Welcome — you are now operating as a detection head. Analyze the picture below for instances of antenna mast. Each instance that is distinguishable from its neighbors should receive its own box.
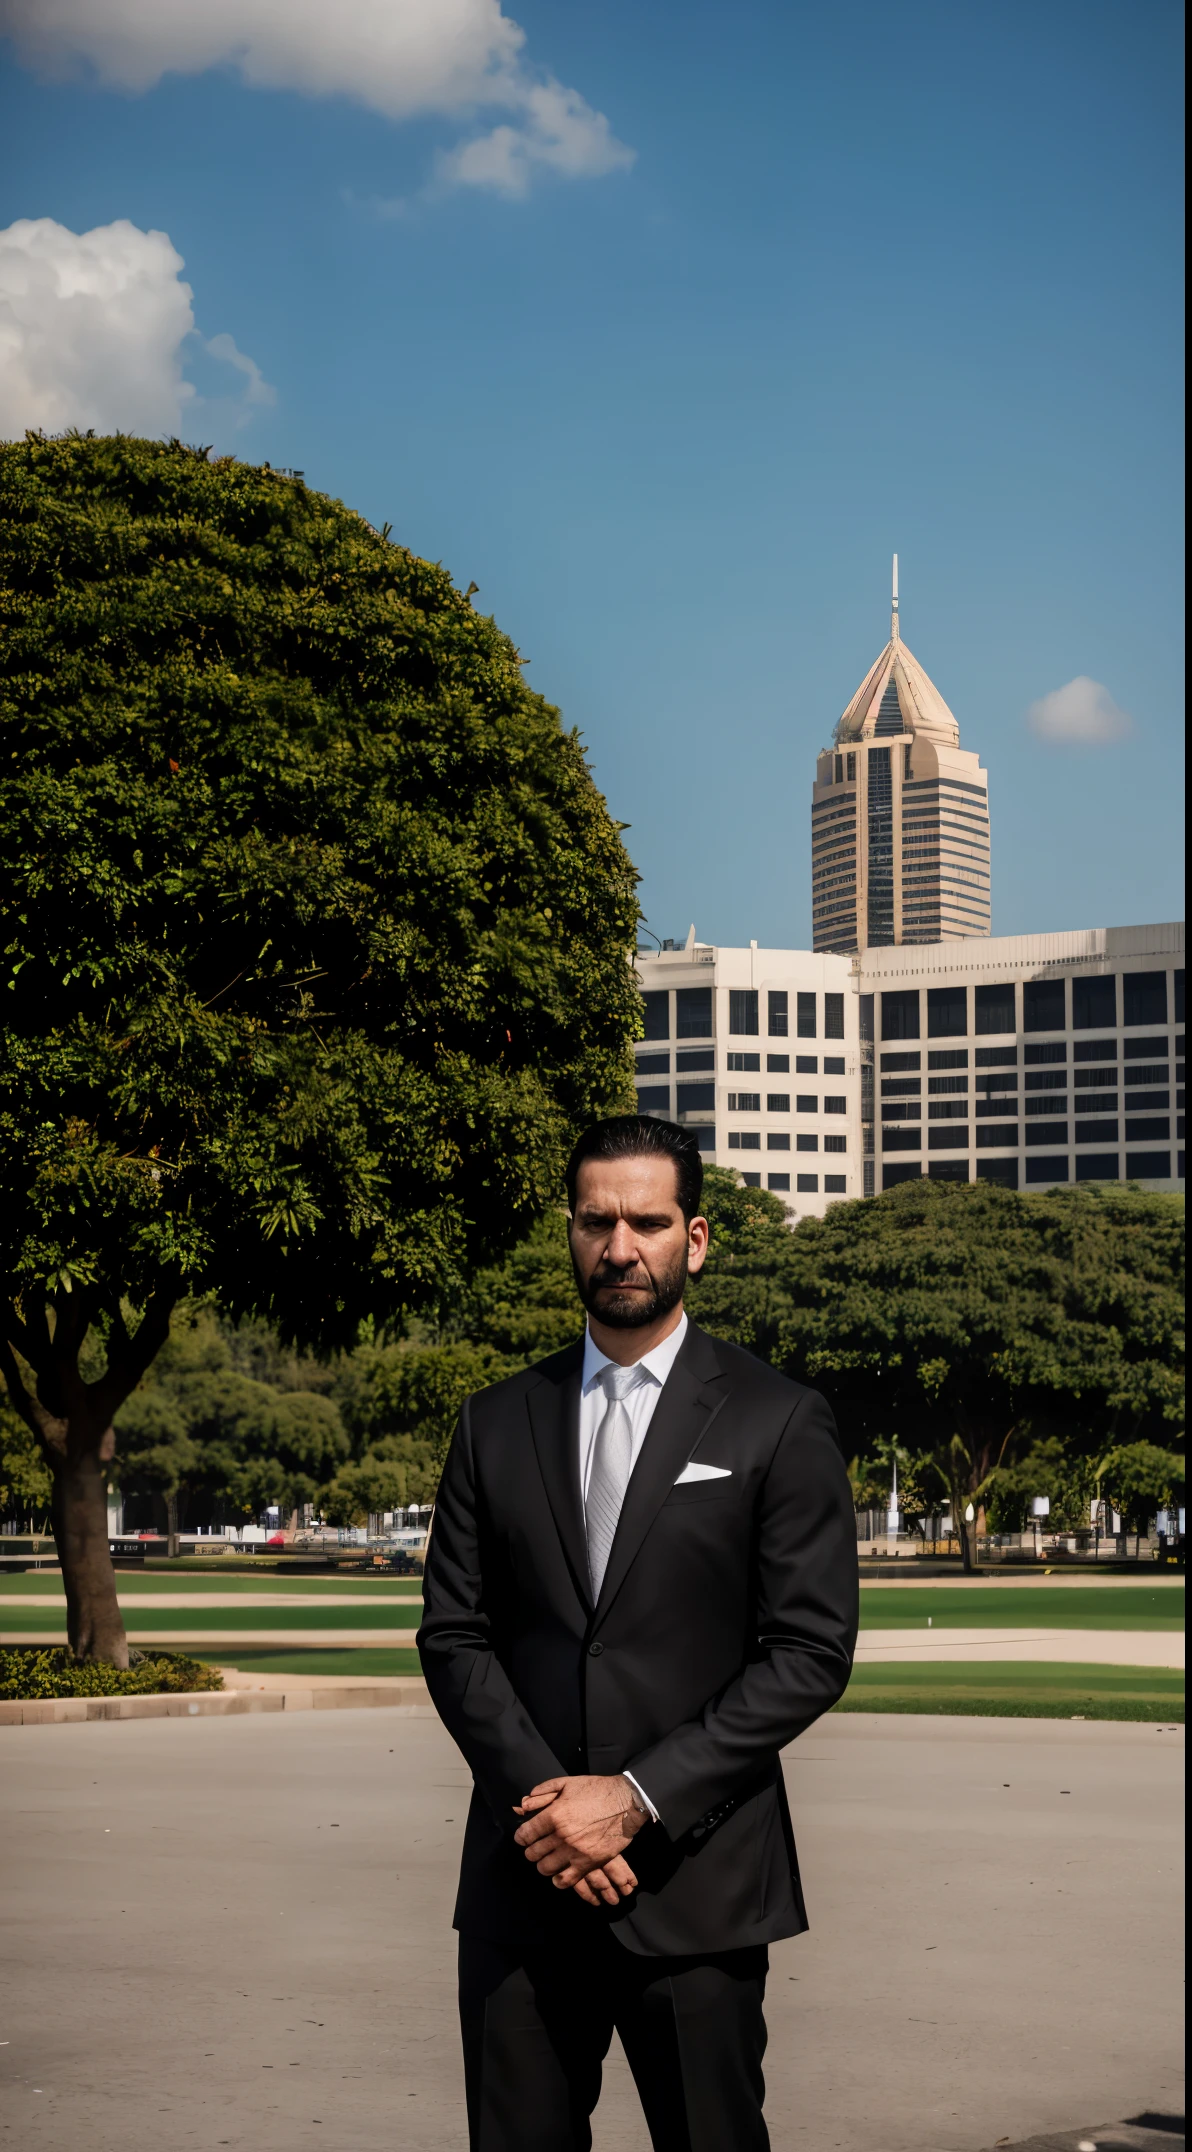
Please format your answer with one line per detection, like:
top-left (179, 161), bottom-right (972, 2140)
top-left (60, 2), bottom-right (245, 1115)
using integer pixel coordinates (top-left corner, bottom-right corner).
top-left (891, 553), bottom-right (900, 641)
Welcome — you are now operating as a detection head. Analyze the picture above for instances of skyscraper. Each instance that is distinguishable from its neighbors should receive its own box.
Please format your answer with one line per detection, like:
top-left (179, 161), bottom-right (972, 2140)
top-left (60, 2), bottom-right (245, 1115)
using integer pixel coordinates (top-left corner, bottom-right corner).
top-left (811, 561), bottom-right (991, 953)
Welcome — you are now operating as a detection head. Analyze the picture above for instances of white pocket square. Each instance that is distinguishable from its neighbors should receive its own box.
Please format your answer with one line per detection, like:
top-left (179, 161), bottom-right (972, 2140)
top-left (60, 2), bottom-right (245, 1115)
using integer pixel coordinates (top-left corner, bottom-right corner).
top-left (674, 1462), bottom-right (732, 1485)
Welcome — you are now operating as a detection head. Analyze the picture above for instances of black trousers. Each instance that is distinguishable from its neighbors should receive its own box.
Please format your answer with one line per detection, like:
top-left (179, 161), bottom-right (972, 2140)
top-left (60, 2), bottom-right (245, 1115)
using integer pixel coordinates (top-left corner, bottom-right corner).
top-left (458, 1929), bottom-right (769, 2152)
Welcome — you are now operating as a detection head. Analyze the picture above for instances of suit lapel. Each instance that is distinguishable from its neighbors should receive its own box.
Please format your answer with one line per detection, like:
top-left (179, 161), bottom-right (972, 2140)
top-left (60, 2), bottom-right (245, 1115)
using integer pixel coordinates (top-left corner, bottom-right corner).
top-left (526, 1341), bottom-right (592, 1615)
top-left (591, 1324), bottom-right (731, 1633)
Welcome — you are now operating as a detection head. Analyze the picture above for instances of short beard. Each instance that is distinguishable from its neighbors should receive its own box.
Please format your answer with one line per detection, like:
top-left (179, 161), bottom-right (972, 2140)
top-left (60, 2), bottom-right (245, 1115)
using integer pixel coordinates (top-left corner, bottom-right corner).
top-left (571, 1248), bottom-right (688, 1331)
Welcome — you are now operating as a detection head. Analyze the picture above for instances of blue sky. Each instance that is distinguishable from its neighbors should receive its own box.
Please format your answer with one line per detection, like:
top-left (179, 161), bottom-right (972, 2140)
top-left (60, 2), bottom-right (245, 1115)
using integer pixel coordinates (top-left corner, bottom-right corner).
top-left (1, 0), bottom-right (1184, 949)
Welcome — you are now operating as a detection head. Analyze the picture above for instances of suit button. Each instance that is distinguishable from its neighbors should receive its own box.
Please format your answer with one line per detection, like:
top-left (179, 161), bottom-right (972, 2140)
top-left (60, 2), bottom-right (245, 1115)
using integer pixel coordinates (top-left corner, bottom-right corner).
top-left (588, 1641), bottom-right (604, 1657)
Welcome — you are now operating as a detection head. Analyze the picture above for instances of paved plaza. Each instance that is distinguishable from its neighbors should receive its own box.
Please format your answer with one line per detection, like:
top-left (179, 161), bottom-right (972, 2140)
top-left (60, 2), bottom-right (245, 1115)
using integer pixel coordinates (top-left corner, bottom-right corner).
top-left (0, 1709), bottom-right (1183, 2152)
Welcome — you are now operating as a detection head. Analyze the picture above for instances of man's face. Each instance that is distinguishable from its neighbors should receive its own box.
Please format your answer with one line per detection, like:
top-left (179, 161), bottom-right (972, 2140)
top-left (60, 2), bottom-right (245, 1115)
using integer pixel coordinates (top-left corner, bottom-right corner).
top-left (568, 1153), bottom-right (708, 1331)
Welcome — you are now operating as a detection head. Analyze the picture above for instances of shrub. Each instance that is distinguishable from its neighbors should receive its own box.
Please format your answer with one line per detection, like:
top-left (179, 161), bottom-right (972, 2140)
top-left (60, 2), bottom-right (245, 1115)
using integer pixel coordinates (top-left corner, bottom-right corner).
top-left (0, 1647), bottom-right (223, 1700)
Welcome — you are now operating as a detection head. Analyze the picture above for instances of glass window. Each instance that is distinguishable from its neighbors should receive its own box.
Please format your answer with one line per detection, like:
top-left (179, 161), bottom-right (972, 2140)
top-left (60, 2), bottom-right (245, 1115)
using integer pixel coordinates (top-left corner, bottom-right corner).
top-left (767, 1172), bottom-right (791, 1192)
top-left (795, 1055), bottom-right (818, 1074)
top-left (975, 1123), bottom-right (1019, 1147)
top-left (928, 1126), bottom-right (969, 1148)
top-left (676, 1048), bottom-right (714, 1071)
top-left (1025, 1070), bottom-right (1067, 1092)
top-left (834, 753), bottom-right (844, 784)
top-left (824, 1134), bottom-right (847, 1153)
top-left (1024, 1042), bottom-right (1066, 1065)
top-left (1123, 972), bottom-right (1167, 1027)
top-left (859, 994), bottom-right (874, 1042)
top-left (1026, 1156), bottom-right (1069, 1182)
top-left (1023, 979), bottom-right (1066, 1032)
top-left (881, 989), bottom-right (920, 1041)
top-left (928, 1049), bottom-right (969, 1070)
top-left (1176, 970), bottom-right (1186, 1023)
top-left (975, 1045), bottom-right (1017, 1068)
top-left (1074, 1068), bottom-right (1119, 1091)
top-left (929, 1099), bottom-right (968, 1119)
top-left (767, 1054), bottom-right (790, 1073)
top-left (635, 1085), bottom-right (670, 1113)
top-left (1075, 1121), bottom-right (1119, 1145)
top-left (726, 1051), bottom-right (760, 1072)
top-left (692, 1126), bottom-right (716, 1151)
top-left (676, 1083), bottom-right (715, 1113)
top-left (741, 1172), bottom-right (762, 1186)
top-left (880, 1051), bottom-right (921, 1072)
top-left (1073, 1039), bottom-right (1117, 1064)
top-left (824, 992), bottom-right (845, 1039)
top-left (864, 1162), bottom-right (876, 1196)
top-left (881, 1078), bottom-right (921, 1098)
top-left (729, 989), bottom-right (759, 1036)
top-left (796, 1133), bottom-right (819, 1152)
top-left (796, 1093), bottom-right (817, 1112)
top-left (976, 1075), bottom-right (1017, 1096)
top-left (676, 986), bottom-right (712, 1038)
top-left (1025, 1123), bottom-right (1069, 1146)
top-left (1125, 1117), bottom-right (1171, 1142)
top-left (728, 1092), bottom-right (760, 1111)
top-left (882, 1127), bottom-right (922, 1150)
top-left (1124, 1065), bottom-right (1169, 1086)
top-left (767, 1093), bottom-right (790, 1112)
top-left (824, 1055), bottom-right (846, 1074)
top-left (767, 1132), bottom-right (791, 1151)
top-left (1073, 975), bottom-right (1117, 1030)
top-left (883, 1162), bottom-right (922, 1188)
top-left (641, 990), bottom-right (669, 1041)
top-left (929, 1160), bottom-right (969, 1181)
top-left (797, 992), bottom-right (817, 1038)
top-left (768, 991), bottom-right (789, 1037)
top-left (1076, 1154), bottom-right (1120, 1181)
top-left (1123, 1035), bottom-right (1169, 1060)
top-left (824, 1096), bottom-right (848, 1114)
top-left (1125, 1150), bottom-right (1172, 1176)
top-left (927, 985), bottom-right (968, 1037)
top-left (929, 1076), bottom-right (968, 1095)
top-left (796, 1173), bottom-right (819, 1193)
top-left (975, 981), bottom-right (1015, 1034)
top-left (728, 1131), bottom-right (761, 1151)
top-left (635, 1052), bottom-right (670, 1075)
top-left (977, 1159), bottom-right (1019, 1188)
top-left (824, 1173), bottom-right (847, 1193)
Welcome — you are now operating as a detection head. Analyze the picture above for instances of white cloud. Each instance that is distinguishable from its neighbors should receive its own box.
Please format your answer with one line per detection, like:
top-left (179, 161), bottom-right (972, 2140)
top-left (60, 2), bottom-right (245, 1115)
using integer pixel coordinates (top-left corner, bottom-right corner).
top-left (0, 218), bottom-right (273, 439)
top-left (1027, 676), bottom-right (1134, 746)
top-left (0, 0), bottom-right (634, 194)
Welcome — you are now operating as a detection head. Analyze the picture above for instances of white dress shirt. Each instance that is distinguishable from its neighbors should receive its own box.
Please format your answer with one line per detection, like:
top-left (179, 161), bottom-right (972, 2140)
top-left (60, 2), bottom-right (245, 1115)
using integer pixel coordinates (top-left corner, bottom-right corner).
top-left (578, 1310), bottom-right (688, 1826)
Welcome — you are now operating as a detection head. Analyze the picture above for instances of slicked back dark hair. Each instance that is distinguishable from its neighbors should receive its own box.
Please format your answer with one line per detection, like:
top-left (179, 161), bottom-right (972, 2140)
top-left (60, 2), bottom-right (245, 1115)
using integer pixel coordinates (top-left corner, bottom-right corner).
top-left (565, 1116), bottom-right (704, 1223)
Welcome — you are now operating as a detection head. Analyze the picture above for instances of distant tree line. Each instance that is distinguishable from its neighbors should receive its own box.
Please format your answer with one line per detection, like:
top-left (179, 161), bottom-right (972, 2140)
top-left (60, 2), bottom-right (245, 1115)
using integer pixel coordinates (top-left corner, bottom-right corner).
top-left (4, 1173), bottom-right (1181, 1568)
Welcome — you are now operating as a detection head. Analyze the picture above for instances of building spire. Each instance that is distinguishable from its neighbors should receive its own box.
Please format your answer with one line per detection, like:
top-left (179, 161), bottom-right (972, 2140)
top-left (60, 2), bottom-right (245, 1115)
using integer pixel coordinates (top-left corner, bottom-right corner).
top-left (891, 552), bottom-right (899, 642)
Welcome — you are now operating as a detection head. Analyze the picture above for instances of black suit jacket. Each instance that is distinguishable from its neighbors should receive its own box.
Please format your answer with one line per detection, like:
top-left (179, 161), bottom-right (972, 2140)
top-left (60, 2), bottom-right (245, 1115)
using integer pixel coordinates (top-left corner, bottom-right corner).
top-left (418, 1320), bottom-right (858, 1958)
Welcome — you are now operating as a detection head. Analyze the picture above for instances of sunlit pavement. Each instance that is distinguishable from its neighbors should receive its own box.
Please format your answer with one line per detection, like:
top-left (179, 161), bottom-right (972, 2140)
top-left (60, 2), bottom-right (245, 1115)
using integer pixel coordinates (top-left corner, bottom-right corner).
top-left (0, 1710), bottom-right (1182, 2151)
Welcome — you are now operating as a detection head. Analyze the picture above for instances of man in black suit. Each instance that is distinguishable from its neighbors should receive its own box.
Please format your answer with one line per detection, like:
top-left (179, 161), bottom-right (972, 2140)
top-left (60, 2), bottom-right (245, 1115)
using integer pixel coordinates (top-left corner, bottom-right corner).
top-left (419, 1115), bottom-right (858, 2151)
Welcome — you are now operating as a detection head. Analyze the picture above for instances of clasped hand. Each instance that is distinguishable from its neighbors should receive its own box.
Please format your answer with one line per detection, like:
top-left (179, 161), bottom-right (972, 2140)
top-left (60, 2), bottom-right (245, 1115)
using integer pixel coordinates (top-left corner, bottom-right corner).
top-left (513, 1774), bottom-right (648, 1908)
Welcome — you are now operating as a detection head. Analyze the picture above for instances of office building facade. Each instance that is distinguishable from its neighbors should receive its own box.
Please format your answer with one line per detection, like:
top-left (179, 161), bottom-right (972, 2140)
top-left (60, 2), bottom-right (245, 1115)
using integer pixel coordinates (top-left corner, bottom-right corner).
top-left (635, 922), bottom-right (1184, 1216)
top-left (812, 561), bottom-right (991, 955)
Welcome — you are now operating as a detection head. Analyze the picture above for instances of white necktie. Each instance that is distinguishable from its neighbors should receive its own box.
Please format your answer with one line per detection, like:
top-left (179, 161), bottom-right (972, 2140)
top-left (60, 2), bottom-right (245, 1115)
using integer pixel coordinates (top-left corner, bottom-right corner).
top-left (586, 1363), bottom-right (643, 1599)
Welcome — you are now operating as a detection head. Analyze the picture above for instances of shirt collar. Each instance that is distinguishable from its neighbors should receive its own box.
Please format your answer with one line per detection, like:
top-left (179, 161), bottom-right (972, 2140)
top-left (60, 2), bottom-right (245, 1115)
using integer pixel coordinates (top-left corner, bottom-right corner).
top-left (582, 1309), bottom-right (688, 1393)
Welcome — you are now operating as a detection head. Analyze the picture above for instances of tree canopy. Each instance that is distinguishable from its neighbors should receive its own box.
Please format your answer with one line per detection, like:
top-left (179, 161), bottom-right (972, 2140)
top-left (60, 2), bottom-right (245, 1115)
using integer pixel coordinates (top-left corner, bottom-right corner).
top-left (0, 432), bottom-right (639, 1655)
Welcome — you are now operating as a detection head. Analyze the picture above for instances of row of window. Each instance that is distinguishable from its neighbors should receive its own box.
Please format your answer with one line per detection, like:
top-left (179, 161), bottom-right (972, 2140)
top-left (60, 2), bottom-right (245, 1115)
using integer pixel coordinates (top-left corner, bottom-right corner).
top-left (636, 1085), bottom-right (849, 1117)
top-left (635, 1049), bottom-right (847, 1075)
top-left (884, 1152), bottom-right (1180, 1191)
top-left (864, 970), bottom-right (1184, 1042)
top-left (640, 987), bottom-right (848, 1042)
top-left (881, 1118), bottom-right (1176, 1152)
top-left (740, 1172), bottom-right (848, 1194)
top-left (729, 1132), bottom-right (847, 1153)
top-left (877, 1036), bottom-right (1183, 1071)
top-left (880, 1074), bottom-right (1177, 1100)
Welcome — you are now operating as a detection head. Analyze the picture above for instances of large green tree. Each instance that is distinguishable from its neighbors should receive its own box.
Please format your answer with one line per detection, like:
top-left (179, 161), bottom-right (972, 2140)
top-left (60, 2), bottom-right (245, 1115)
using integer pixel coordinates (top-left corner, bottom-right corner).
top-left (769, 1180), bottom-right (1184, 1568)
top-left (0, 433), bottom-right (638, 1661)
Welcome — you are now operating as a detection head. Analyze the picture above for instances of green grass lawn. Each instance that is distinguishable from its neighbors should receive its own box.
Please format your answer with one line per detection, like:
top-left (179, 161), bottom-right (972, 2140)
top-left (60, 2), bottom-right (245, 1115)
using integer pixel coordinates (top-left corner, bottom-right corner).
top-left (203, 1647), bottom-right (423, 1677)
top-left (0, 1602), bottom-right (422, 1633)
top-left (856, 1586), bottom-right (1182, 1629)
top-left (838, 1661), bottom-right (1184, 1721)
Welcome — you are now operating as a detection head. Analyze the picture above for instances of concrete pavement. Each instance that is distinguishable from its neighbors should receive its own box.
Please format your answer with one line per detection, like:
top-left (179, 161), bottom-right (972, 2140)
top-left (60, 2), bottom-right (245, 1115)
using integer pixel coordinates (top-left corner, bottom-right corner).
top-left (0, 1710), bottom-right (1182, 2152)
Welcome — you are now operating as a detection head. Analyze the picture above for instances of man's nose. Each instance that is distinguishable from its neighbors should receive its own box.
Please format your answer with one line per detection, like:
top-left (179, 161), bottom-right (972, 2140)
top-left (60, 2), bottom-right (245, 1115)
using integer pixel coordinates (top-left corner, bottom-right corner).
top-left (604, 1221), bottom-right (641, 1269)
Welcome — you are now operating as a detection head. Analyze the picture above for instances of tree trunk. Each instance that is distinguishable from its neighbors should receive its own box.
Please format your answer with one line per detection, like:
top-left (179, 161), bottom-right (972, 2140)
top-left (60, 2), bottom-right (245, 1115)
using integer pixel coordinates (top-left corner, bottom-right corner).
top-left (166, 1488), bottom-right (180, 1559)
top-left (51, 1441), bottom-right (129, 1666)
